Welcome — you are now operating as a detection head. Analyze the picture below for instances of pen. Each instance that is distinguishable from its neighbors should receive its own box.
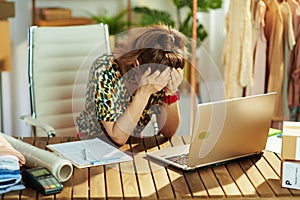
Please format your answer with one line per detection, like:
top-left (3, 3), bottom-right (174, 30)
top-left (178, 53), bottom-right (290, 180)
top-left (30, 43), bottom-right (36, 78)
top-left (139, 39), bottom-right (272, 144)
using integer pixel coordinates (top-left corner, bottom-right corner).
top-left (82, 148), bottom-right (88, 160)
top-left (90, 158), bottom-right (120, 165)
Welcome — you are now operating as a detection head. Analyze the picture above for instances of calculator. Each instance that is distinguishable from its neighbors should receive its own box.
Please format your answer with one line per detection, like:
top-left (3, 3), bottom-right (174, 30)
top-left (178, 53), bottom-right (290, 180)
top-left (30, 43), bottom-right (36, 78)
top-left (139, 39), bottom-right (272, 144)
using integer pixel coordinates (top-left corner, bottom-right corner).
top-left (23, 167), bottom-right (63, 195)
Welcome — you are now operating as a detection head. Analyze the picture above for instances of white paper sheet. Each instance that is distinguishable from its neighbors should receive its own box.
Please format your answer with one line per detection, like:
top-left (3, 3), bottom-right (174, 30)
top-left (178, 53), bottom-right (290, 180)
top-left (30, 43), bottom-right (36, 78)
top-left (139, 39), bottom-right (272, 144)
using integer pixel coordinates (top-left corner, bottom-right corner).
top-left (47, 138), bottom-right (133, 168)
top-left (265, 136), bottom-right (282, 154)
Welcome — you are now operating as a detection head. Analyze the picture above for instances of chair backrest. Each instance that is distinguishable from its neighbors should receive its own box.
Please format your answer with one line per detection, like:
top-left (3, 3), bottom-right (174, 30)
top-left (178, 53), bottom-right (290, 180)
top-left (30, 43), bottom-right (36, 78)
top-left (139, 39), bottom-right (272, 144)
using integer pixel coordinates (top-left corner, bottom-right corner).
top-left (28, 24), bottom-right (110, 137)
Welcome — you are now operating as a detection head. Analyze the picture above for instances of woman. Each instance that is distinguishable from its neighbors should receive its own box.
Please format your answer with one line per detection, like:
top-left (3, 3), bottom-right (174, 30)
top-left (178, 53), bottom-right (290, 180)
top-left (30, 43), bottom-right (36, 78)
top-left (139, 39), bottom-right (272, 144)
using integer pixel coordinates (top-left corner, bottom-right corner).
top-left (77, 24), bottom-right (188, 145)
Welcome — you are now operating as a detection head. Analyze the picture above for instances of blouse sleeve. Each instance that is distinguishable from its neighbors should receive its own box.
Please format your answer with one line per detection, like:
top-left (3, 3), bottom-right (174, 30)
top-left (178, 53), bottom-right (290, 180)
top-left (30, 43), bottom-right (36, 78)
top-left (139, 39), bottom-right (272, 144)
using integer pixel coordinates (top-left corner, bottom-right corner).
top-left (92, 56), bottom-right (127, 122)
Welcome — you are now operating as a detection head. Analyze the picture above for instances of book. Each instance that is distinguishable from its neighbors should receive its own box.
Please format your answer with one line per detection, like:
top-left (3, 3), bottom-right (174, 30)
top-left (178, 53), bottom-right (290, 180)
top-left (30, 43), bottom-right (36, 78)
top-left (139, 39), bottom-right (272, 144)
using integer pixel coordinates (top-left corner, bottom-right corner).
top-left (36, 17), bottom-right (93, 26)
top-left (41, 7), bottom-right (72, 20)
top-left (268, 128), bottom-right (282, 137)
top-left (47, 138), bottom-right (133, 168)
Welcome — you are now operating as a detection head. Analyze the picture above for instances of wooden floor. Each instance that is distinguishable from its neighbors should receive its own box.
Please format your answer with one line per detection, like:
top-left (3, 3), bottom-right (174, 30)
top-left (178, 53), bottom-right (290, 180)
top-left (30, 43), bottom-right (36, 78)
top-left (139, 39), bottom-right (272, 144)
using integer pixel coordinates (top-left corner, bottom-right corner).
top-left (2, 135), bottom-right (300, 200)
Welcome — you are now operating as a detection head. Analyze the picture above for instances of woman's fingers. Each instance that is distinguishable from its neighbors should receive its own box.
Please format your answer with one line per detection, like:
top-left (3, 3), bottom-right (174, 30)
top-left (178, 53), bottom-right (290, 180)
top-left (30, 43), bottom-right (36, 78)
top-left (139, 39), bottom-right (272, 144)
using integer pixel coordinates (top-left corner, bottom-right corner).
top-left (137, 67), bottom-right (171, 94)
top-left (137, 66), bottom-right (185, 95)
top-left (166, 68), bottom-right (184, 93)
top-left (171, 68), bottom-right (183, 82)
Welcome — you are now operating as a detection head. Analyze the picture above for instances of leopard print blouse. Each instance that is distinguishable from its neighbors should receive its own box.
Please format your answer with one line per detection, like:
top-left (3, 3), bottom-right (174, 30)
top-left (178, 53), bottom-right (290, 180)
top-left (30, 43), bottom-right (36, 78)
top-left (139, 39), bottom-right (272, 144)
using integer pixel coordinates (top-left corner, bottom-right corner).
top-left (76, 54), bottom-right (164, 139)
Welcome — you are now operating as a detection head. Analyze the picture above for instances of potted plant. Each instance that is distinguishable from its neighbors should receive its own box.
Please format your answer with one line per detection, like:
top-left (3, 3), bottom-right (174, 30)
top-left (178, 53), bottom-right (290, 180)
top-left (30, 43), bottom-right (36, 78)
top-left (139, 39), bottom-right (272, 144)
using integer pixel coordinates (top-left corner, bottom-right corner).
top-left (88, 9), bottom-right (128, 35)
top-left (133, 0), bottom-right (222, 93)
top-left (88, 9), bottom-right (129, 49)
top-left (133, 0), bottom-right (223, 45)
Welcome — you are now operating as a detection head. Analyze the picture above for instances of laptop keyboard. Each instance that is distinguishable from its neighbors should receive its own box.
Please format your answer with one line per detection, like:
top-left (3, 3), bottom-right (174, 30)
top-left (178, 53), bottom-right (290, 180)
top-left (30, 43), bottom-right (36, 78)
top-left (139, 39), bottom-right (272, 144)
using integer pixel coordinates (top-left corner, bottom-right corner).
top-left (165, 153), bottom-right (189, 166)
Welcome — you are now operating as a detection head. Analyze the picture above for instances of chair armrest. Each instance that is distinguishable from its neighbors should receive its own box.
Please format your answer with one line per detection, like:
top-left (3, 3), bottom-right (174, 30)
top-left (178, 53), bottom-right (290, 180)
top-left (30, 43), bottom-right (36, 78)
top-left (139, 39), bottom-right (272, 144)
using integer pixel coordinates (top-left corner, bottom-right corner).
top-left (20, 115), bottom-right (56, 137)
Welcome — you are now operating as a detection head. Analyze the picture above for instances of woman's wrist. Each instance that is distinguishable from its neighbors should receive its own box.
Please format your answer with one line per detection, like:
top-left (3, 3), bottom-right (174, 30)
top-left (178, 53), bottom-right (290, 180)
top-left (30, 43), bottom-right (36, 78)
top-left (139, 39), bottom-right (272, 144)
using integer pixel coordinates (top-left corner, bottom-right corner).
top-left (163, 91), bottom-right (179, 105)
top-left (164, 88), bottom-right (178, 96)
top-left (135, 88), bottom-right (152, 99)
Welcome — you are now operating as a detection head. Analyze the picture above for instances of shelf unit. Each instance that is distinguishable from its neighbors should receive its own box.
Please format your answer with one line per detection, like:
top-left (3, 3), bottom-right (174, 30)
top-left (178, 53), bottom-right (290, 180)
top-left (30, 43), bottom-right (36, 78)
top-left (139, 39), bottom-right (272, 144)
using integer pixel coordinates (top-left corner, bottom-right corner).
top-left (31, 0), bottom-right (132, 26)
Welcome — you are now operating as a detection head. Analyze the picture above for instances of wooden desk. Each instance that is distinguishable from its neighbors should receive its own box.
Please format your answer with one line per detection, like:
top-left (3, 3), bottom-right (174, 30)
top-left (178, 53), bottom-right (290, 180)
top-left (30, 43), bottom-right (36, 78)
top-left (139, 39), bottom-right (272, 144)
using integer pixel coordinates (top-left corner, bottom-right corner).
top-left (2, 136), bottom-right (300, 200)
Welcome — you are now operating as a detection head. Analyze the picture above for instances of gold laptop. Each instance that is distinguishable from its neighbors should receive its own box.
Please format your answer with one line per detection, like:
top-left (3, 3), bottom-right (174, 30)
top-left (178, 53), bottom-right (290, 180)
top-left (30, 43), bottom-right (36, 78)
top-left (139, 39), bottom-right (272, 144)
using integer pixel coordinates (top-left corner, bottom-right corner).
top-left (147, 92), bottom-right (276, 170)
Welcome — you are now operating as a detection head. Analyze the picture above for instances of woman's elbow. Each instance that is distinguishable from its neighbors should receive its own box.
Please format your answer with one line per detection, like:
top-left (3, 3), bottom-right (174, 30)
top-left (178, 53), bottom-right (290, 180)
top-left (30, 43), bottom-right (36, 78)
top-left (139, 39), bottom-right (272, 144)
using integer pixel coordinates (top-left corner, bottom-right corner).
top-left (162, 130), bottom-right (176, 138)
top-left (161, 123), bottom-right (179, 138)
top-left (109, 135), bottom-right (128, 146)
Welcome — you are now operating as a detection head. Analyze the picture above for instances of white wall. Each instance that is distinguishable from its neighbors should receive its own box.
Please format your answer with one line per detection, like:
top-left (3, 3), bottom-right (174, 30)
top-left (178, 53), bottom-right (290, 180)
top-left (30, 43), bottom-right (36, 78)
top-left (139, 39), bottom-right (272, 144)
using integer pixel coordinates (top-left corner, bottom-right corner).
top-left (4, 0), bottom-right (229, 136)
top-left (4, 0), bottom-right (32, 136)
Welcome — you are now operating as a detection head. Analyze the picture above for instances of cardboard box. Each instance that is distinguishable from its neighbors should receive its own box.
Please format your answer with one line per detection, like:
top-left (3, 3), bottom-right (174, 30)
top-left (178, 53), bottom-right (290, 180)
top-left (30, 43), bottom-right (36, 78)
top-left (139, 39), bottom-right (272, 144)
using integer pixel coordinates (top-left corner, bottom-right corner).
top-left (36, 17), bottom-right (92, 26)
top-left (0, 1), bottom-right (15, 20)
top-left (0, 20), bottom-right (11, 71)
top-left (281, 121), bottom-right (300, 160)
top-left (36, 7), bottom-right (72, 20)
top-left (281, 160), bottom-right (300, 190)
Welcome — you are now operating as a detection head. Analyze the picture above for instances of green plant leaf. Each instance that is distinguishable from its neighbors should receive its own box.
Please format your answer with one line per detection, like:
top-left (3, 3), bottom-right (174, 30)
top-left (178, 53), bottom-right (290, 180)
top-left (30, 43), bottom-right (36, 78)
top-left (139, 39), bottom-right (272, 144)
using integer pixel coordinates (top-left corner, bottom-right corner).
top-left (133, 0), bottom-right (222, 44)
top-left (88, 9), bottom-right (128, 35)
top-left (133, 7), bottom-right (175, 27)
top-left (173, 0), bottom-right (190, 9)
top-left (198, 0), bottom-right (223, 12)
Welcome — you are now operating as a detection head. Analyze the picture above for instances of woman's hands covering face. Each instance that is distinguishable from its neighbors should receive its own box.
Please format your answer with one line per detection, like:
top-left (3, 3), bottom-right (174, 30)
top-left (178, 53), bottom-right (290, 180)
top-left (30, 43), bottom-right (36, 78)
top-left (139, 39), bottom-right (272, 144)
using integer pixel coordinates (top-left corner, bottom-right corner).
top-left (135, 63), bottom-right (184, 96)
top-left (137, 67), bottom-right (171, 95)
top-left (165, 68), bottom-right (184, 95)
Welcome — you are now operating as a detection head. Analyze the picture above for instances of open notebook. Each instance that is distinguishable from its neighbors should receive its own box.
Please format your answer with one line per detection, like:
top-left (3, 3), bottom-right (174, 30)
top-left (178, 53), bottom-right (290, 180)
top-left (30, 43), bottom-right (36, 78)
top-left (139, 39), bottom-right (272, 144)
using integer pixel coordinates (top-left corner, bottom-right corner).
top-left (147, 92), bottom-right (276, 170)
top-left (47, 138), bottom-right (132, 168)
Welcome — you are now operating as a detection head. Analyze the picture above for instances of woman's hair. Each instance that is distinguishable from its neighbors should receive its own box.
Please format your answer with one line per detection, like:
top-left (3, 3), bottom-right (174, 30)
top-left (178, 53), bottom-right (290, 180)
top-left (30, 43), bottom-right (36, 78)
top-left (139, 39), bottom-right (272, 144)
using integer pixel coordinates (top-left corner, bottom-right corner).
top-left (113, 24), bottom-right (188, 75)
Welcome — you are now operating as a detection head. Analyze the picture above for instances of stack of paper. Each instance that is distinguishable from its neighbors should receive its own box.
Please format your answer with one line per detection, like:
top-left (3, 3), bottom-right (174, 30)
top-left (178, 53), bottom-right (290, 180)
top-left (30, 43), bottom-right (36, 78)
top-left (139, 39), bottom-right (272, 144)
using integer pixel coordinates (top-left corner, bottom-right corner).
top-left (47, 138), bottom-right (133, 168)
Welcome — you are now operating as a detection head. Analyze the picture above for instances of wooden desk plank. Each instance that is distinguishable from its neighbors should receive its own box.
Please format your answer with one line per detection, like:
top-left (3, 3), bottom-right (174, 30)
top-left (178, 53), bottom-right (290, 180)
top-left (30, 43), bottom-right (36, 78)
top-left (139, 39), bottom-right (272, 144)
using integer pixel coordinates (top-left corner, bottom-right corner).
top-left (180, 133), bottom-right (203, 198)
top-left (14, 136), bottom-right (300, 199)
top-left (145, 136), bottom-right (175, 199)
top-left (22, 137), bottom-right (54, 199)
top-left (169, 136), bottom-right (185, 146)
top-left (174, 136), bottom-right (224, 198)
top-left (119, 142), bottom-right (140, 199)
top-left (261, 152), bottom-right (281, 175)
top-left (48, 136), bottom-right (73, 199)
top-left (149, 162), bottom-right (175, 199)
top-left (239, 158), bottom-right (274, 197)
top-left (89, 166), bottom-right (106, 199)
top-left (150, 136), bottom-right (190, 199)
top-left (226, 162), bottom-right (258, 197)
top-left (48, 137), bottom-right (62, 145)
top-left (212, 165), bottom-right (241, 197)
top-left (72, 168), bottom-right (89, 199)
top-left (21, 137), bottom-right (34, 145)
top-left (119, 160), bottom-right (140, 198)
top-left (131, 137), bottom-right (158, 199)
top-left (33, 137), bottom-right (48, 149)
top-left (36, 193), bottom-right (55, 200)
top-left (105, 164), bottom-right (124, 199)
top-left (34, 138), bottom-right (57, 199)
top-left (2, 191), bottom-right (21, 200)
top-left (198, 167), bottom-right (225, 198)
top-left (37, 137), bottom-right (73, 200)
top-left (181, 135), bottom-right (191, 144)
top-left (253, 156), bottom-right (291, 197)
top-left (166, 137), bottom-right (192, 199)
top-left (56, 177), bottom-right (73, 200)
top-left (263, 152), bottom-right (300, 196)
top-left (183, 171), bottom-right (208, 198)
top-left (168, 169), bottom-right (192, 199)
top-left (19, 188), bottom-right (39, 200)
top-left (134, 153), bottom-right (157, 199)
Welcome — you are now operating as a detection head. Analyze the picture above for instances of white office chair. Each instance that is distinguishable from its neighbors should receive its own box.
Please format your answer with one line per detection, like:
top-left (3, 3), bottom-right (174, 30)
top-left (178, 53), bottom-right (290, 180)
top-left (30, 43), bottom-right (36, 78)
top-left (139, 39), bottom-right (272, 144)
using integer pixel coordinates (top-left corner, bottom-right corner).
top-left (21, 23), bottom-right (111, 138)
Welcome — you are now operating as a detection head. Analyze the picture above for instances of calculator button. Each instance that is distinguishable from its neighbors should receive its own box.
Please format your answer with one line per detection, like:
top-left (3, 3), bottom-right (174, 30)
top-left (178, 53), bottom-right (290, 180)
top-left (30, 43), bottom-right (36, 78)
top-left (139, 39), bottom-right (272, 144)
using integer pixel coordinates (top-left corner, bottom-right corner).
top-left (40, 180), bottom-right (48, 186)
top-left (50, 185), bottom-right (56, 188)
top-left (49, 178), bottom-right (57, 183)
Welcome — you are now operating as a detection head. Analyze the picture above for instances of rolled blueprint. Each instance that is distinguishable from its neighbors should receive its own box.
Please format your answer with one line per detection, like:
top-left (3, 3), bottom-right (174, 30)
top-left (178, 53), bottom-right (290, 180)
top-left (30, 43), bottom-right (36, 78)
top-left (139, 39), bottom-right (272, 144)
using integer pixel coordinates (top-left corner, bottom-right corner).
top-left (0, 133), bottom-right (73, 182)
